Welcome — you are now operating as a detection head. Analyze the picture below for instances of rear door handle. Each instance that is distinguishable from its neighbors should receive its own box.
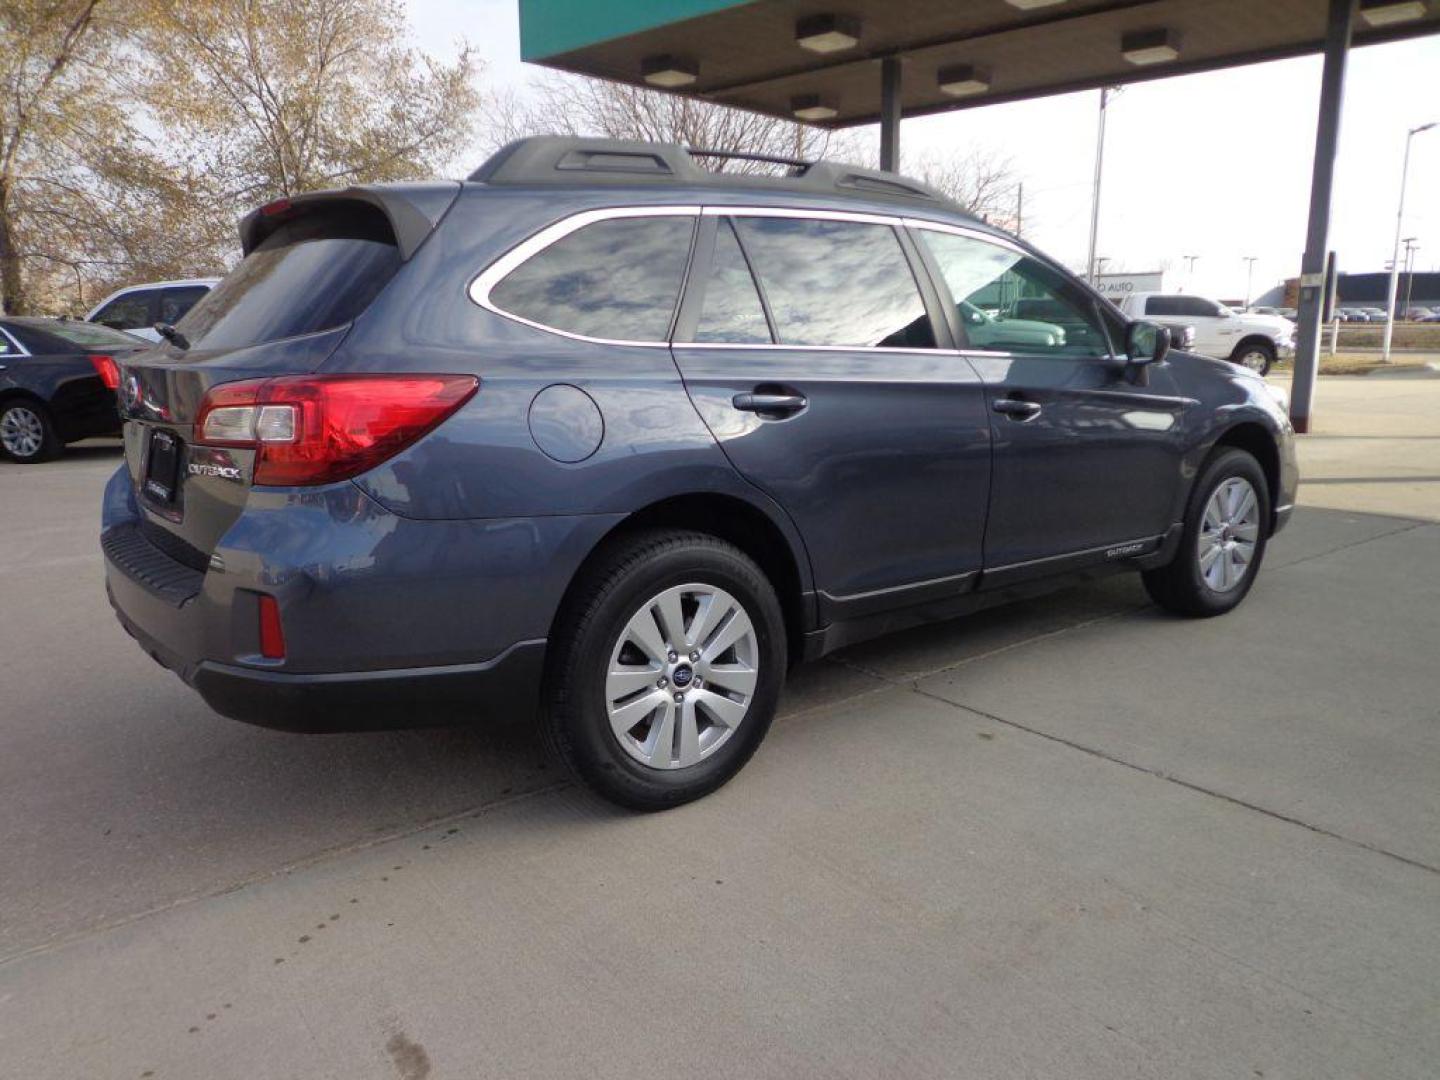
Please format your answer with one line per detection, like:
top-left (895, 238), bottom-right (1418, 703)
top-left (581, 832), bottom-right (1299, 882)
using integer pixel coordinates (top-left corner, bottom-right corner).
top-left (993, 397), bottom-right (1042, 420)
top-left (733, 390), bottom-right (807, 417)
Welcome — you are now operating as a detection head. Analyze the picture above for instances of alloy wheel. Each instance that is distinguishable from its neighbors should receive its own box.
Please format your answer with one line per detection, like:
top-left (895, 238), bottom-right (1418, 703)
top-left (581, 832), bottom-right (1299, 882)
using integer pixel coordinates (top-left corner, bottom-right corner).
top-left (1198, 477), bottom-right (1260, 593)
top-left (0, 406), bottom-right (44, 459)
top-left (605, 583), bottom-right (759, 770)
top-left (1239, 348), bottom-right (1269, 373)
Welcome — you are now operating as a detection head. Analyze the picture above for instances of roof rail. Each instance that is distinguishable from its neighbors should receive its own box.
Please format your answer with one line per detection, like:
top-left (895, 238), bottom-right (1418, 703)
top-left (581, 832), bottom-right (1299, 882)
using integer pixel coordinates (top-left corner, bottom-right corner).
top-left (684, 147), bottom-right (811, 172)
top-left (469, 137), bottom-right (950, 207)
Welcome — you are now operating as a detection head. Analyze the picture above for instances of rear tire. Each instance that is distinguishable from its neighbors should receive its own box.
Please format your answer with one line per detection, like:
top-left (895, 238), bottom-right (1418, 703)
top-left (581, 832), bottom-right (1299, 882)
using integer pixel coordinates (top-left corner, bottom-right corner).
top-left (1231, 340), bottom-right (1275, 376)
top-left (542, 529), bottom-right (787, 810)
top-left (1143, 448), bottom-right (1270, 617)
top-left (0, 400), bottom-right (60, 463)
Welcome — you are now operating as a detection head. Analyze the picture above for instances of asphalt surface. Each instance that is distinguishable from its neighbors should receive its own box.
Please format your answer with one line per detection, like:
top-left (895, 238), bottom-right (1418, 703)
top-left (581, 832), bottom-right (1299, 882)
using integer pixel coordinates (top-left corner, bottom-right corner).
top-left (2, 377), bottom-right (1438, 1078)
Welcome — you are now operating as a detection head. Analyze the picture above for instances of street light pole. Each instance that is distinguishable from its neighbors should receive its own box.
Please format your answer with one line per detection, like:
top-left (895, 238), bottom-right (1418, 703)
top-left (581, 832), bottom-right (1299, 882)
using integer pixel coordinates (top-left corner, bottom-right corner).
top-left (1382, 122), bottom-right (1436, 363)
top-left (1085, 87), bottom-right (1116, 284)
top-left (1243, 256), bottom-right (1258, 309)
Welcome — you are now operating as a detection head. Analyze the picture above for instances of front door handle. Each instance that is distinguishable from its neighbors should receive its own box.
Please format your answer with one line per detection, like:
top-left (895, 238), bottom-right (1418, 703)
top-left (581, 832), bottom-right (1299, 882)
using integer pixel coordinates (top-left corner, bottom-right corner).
top-left (733, 390), bottom-right (808, 418)
top-left (993, 397), bottom-right (1042, 421)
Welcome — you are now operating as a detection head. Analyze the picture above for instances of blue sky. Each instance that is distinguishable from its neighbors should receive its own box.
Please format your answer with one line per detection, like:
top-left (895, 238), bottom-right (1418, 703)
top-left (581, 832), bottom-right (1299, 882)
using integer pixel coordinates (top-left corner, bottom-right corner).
top-left (406, 0), bottom-right (1440, 299)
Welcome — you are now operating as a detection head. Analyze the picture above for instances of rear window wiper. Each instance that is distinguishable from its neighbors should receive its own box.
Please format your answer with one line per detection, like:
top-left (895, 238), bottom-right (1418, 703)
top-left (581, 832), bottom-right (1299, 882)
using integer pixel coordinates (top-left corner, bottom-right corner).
top-left (154, 322), bottom-right (190, 349)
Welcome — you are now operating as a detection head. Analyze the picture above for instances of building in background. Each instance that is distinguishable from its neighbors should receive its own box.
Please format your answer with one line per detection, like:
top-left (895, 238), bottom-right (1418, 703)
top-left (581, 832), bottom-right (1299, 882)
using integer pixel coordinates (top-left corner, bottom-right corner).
top-left (1093, 271), bottom-right (1167, 302)
top-left (1256, 272), bottom-right (1440, 310)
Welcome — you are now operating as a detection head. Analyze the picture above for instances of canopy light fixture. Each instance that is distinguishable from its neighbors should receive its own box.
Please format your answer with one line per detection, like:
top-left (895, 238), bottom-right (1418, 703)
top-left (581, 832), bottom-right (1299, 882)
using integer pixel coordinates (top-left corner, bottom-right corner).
top-left (795, 14), bottom-right (861, 53)
top-left (641, 55), bottom-right (698, 88)
top-left (791, 94), bottom-right (839, 121)
top-left (1358, 0), bottom-right (1428, 26)
top-left (1004, 0), bottom-right (1068, 9)
top-left (1121, 28), bottom-right (1179, 66)
top-left (937, 64), bottom-right (991, 97)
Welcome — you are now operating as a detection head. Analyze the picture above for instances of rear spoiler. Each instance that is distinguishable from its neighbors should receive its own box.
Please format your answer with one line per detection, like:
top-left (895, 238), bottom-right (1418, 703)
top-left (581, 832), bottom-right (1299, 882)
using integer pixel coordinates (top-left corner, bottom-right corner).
top-left (237, 181), bottom-right (461, 261)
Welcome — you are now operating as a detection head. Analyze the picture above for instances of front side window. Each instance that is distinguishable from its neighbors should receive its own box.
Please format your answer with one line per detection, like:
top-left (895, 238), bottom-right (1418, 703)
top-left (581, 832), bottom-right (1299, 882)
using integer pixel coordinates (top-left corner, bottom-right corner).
top-left (489, 215), bottom-right (694, 342)
top-left (92, 291), bottom-right (152, 331)
top-left (919, 230), bottom-right (1110, 358)
top-left (733, 217), bottom-right (935, 348)
top-left (694, 219), bottom-right (771, 344)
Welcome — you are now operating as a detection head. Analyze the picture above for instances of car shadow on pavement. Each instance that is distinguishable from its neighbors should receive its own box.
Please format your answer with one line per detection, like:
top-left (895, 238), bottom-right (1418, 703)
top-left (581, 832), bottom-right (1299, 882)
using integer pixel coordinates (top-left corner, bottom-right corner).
top-left (13, 506), bottom-right (1414, 957)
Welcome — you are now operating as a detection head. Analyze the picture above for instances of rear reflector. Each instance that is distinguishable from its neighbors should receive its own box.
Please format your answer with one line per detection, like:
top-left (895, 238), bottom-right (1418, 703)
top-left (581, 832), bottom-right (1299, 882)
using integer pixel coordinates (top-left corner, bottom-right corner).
top-left (258, 595), bottom-right (286, 659)
top-left (195, 374), bottom-right (478, 485)
top-left (91, 355), bottom-right (119, 390)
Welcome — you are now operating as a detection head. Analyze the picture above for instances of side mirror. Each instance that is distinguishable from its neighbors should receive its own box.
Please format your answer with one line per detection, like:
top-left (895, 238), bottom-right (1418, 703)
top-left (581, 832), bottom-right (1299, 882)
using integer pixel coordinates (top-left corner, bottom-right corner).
top-left (1126, 320), bottom-right (1171, 366)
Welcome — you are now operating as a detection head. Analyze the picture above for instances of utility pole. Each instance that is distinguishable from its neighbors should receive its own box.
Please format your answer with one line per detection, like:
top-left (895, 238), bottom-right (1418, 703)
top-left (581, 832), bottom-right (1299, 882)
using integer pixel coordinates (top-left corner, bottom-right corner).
top-left (1014, 182), bottom-right (1024, 238)
top-left (1086, 87), bottom-right (1118, 284)
top-left (1383, 122), bottom-right (1436, 363)
top-left (1402, 238), bottom-right (1419, 316)
top-left (1243, 256), bottom-right (1259, 309)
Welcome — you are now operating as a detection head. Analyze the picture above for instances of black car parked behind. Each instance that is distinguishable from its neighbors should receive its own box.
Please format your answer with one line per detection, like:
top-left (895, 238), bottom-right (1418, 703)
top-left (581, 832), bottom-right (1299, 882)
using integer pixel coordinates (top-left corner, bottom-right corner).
top-left (0, 318), bottom-right (146, 463)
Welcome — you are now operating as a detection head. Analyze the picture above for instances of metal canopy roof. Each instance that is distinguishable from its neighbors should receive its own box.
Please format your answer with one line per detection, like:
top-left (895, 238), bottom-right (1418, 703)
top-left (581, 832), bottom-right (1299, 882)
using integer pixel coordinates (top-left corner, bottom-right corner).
top-left (518, 0), bottom-right (1440, 127)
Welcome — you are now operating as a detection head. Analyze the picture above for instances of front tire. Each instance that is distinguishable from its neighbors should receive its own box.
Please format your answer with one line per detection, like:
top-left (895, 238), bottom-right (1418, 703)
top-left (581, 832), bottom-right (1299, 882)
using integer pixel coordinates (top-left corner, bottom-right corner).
top-left (1231, 340), bottom-right (1275, 376)
top-left (543, 529), bottom-right (787, 810)
top-left (0, 400), bottom-right (61, 463)
top-left (1143, 448), bottom-right (1271, 617)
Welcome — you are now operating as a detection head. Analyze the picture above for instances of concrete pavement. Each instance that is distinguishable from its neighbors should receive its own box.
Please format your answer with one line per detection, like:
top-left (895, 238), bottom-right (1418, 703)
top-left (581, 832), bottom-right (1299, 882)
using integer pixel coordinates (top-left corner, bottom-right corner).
top-left (2, 377), bottom-right (1438, 1078)
top-left (1276, 367), bottom-right (1440, 520)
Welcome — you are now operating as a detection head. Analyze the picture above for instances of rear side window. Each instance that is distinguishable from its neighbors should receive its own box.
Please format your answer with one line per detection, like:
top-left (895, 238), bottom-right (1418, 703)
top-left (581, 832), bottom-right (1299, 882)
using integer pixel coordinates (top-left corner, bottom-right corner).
top-left (11, 319), bottom-right (142, 350)
top-left (734, 217), bottom-right (935, 349)
top-left (176, 205), bottom-right (401, 351)
top-left (158, 286), bottom-right (209, 325)
top-left (489, 216), bottom-right (694, 342)
top-left (91, 291), bottom-right (152, 331)
top-left (694, 219), bottom-right (772, 344)
top-left (1147, 295), bottom-right (1216, 318)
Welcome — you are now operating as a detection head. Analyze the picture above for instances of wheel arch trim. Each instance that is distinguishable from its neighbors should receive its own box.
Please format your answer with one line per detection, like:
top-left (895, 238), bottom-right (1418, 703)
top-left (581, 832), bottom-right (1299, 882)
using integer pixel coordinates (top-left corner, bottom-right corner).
top-left (549, 488), bottom-right (818, 665)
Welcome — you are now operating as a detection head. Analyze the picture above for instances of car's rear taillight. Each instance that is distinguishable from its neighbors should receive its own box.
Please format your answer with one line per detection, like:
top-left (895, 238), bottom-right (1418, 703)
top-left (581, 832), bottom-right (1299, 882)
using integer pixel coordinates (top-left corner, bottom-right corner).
top-left (91, 355), bottom-right (119, 390)
top-left (195, 374), bottom-right (478, 485)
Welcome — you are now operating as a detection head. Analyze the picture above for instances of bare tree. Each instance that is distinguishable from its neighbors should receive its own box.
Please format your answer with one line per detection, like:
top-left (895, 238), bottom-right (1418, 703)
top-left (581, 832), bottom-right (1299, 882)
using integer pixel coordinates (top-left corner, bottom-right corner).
top-left (3, 0), bottom-right (483, 315)
top-left (0, 0), bottom-right (187, 314)
top-left (144, 0), bottom-right (483, 202)
top-left (912, 148), bottom-right (1023, 229)
top-left (490, 74), bottom-right (859, 172)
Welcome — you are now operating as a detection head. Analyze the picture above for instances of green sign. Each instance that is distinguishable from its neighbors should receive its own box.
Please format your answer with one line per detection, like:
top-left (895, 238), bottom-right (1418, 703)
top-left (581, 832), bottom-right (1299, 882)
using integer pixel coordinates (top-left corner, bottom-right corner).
top-left (519, 0), bottom-right (754, 60)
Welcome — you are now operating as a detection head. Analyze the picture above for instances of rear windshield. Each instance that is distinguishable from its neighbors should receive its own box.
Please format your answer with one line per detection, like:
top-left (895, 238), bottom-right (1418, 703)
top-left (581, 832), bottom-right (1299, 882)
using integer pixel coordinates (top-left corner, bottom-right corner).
top-left (9, 318), bottom-right (143, 349)
top-left (176, 204), bottom-right (401, 351)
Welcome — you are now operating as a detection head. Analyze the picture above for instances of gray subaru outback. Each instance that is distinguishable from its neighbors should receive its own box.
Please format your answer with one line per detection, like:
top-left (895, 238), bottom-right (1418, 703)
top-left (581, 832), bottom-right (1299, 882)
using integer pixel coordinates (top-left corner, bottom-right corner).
top-left (102, 137), bottom-right (1297, 809)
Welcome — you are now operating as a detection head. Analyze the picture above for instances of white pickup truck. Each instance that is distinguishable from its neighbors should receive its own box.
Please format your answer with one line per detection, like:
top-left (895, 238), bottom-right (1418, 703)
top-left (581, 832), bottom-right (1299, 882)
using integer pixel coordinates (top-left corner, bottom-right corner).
top-left (1115, 292), bottom-right (1294, 375)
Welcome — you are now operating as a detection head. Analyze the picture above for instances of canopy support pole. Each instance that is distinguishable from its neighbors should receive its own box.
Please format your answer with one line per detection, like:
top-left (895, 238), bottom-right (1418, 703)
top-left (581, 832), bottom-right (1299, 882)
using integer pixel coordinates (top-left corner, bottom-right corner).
top-left (879, 57), bottom-right (902, 173)
top-left (1291, 0), bottom-right (1354, 434)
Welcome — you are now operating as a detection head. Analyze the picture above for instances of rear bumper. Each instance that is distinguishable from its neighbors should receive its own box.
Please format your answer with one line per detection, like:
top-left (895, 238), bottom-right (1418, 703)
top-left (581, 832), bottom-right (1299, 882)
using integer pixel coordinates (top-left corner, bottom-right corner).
top-left (100, 464), bottom-right (615, 733)
top-left (107, 564), bottom-right (546, 733)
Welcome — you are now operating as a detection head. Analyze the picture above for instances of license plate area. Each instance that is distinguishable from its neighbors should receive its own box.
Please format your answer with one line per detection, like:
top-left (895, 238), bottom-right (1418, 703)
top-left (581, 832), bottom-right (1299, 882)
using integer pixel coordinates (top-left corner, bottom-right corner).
top-left (143, 428), bottom-right (182, 504)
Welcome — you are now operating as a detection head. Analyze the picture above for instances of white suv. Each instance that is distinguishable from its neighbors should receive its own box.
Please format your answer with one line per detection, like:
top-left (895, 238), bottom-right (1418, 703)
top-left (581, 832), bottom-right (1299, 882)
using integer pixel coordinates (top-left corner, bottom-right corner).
top-left (86, 279), bottom-right (219, 343)
top-left (1116, 292), bottom-right (1294, 375)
